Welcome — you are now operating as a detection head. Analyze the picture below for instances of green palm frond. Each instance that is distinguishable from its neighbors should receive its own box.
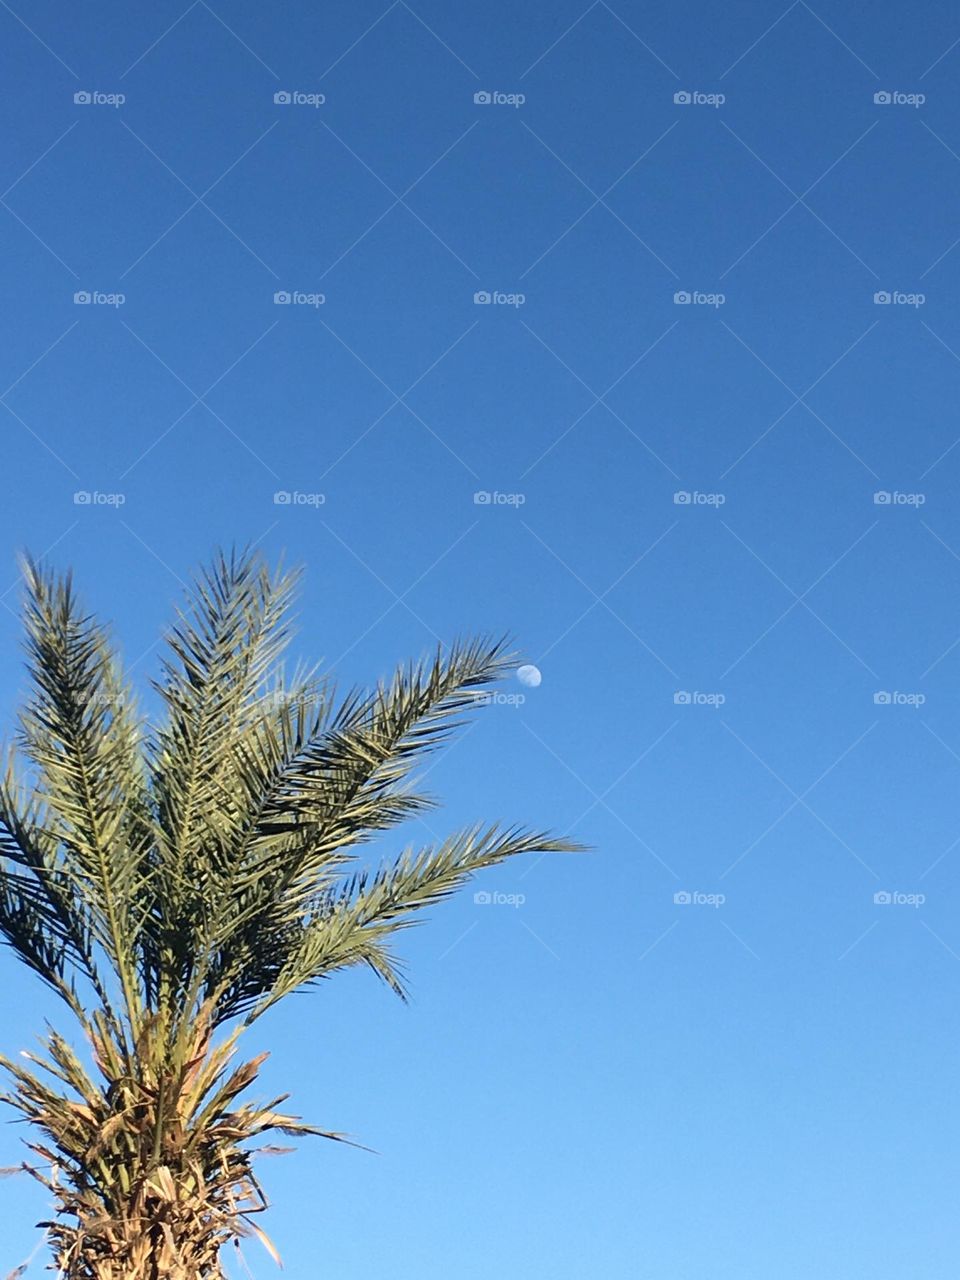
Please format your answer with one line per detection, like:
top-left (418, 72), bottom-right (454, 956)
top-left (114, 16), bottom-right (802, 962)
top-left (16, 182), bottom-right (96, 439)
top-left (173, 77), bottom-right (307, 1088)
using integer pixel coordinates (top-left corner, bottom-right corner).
top-left (0, 547), bottom-right (584, 1278)
top-left (198, 636), bottom-right (528, 1021)
top-left (0, 748), bottom-right (109, 1017)
top-left (234, 823), bottom-right (579, 1019)
top-left (14, 558), bottom-right (149, 1031)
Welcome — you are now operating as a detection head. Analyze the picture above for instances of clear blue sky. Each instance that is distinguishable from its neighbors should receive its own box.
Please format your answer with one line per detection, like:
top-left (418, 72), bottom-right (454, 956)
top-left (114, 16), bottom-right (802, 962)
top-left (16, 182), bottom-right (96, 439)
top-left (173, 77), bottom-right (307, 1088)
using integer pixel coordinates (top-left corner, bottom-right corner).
top-left (2, 1), bottom-right (960, 1276)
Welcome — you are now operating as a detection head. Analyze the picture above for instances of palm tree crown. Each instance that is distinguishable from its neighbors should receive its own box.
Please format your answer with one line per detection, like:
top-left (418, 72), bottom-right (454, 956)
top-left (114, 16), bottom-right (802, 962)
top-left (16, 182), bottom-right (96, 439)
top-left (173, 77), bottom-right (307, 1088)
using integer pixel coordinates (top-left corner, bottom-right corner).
top-left (0, 549), bottom-right (577, 1278)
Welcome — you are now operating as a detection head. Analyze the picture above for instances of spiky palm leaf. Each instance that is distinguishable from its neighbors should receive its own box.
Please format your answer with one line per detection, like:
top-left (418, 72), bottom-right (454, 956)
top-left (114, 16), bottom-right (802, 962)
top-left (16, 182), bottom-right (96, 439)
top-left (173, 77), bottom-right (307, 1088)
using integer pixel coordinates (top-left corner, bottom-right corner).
top-left (0, 549), bottom-right (579, 1278)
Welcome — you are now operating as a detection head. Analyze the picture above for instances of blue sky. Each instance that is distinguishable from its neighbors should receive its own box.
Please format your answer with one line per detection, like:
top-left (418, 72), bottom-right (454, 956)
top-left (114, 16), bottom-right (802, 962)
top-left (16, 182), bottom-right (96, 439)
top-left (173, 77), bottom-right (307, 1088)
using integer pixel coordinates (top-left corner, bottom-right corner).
top-left (2, 1), bottom-right (960, 1275)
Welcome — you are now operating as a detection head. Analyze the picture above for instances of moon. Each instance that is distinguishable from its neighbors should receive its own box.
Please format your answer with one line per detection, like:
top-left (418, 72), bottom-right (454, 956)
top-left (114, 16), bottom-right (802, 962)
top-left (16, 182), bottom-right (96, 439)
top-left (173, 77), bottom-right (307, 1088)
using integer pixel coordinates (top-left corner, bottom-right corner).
top-left (516, 664), bottom-right (542, 688)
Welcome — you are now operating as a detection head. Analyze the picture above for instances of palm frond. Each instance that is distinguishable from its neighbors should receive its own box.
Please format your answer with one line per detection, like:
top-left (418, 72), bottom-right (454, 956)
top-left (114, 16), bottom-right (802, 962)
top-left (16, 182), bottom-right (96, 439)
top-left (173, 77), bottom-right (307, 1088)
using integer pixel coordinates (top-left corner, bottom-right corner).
top-left (198, 637), bottom-right (533, 1021)
top-left (0, 748), bottom-right (114, 1017)
top-left (16, 558), bottom-right (148, 1028)
top-left (239, 823), bottom-right (582, 1020)
top-left (146, 550), bottom-right (301, 1011)
top-left (0, 547), bottom-right (584, 1277)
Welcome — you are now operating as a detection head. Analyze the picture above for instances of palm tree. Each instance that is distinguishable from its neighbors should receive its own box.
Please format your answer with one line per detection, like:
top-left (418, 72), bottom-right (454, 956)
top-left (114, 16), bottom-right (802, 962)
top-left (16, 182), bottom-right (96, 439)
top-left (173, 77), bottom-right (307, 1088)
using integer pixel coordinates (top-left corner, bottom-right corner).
top-left (0, 549), bottom-right (578, 1279)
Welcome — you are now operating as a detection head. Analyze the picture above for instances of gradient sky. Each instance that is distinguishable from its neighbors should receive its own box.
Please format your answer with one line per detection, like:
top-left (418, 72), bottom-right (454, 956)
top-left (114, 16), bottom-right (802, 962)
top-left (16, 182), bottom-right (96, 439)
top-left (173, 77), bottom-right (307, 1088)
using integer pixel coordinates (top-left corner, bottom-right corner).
top-left (3, 2), bottom-right (960, 1276)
